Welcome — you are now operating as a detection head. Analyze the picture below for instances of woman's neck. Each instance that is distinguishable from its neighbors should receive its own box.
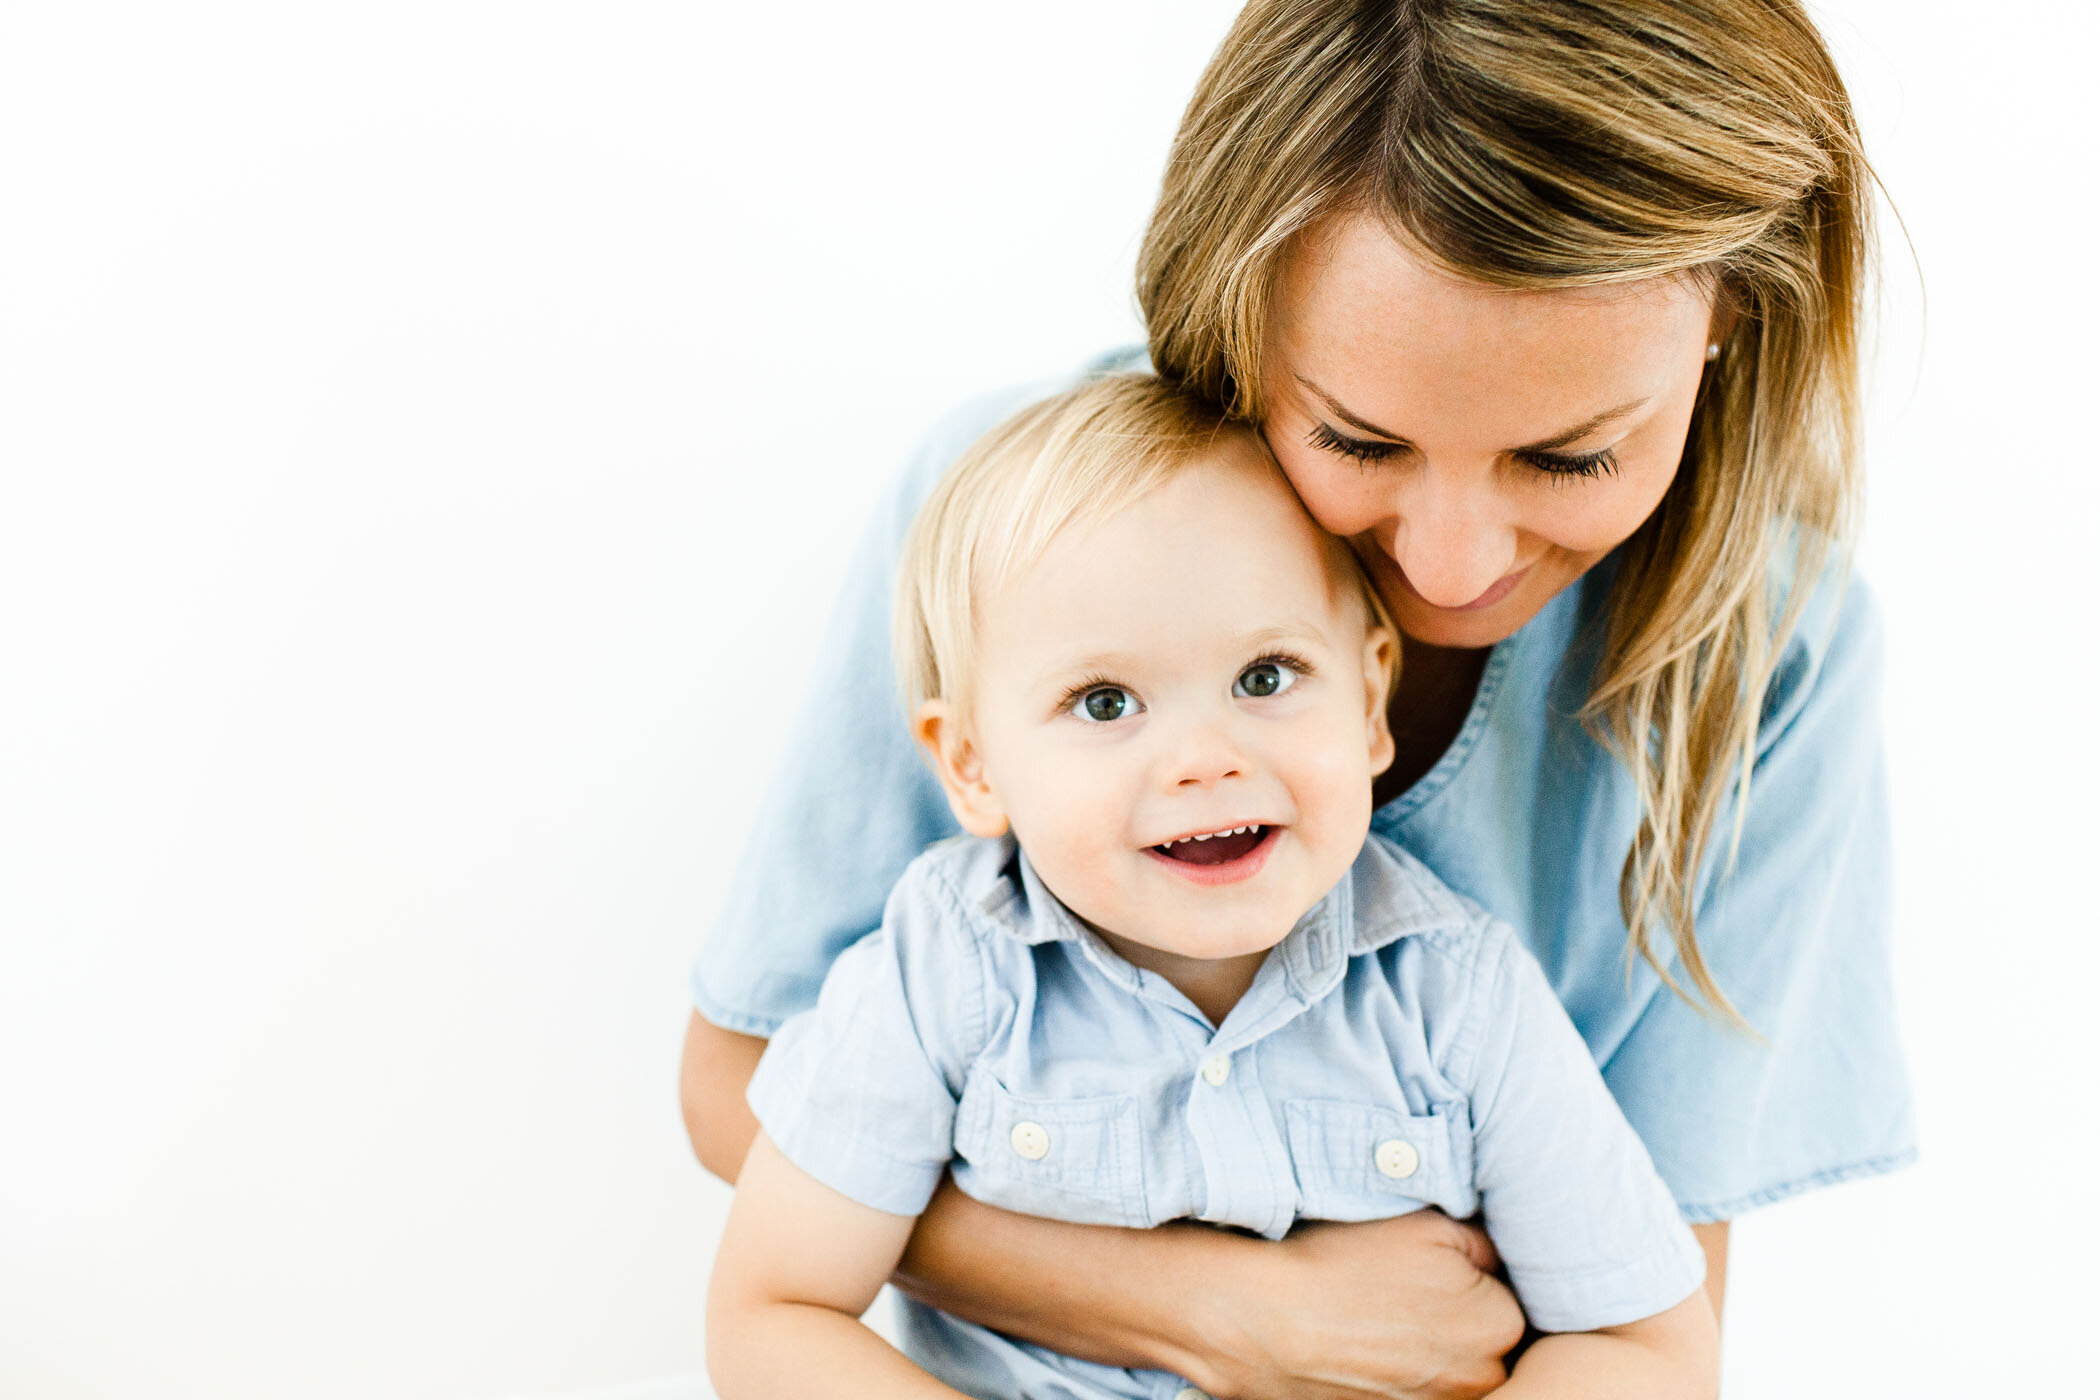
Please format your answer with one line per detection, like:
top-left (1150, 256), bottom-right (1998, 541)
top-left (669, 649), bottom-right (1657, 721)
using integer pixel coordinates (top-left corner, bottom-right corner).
top-left (1374, 640), bottom-right (1491, 809)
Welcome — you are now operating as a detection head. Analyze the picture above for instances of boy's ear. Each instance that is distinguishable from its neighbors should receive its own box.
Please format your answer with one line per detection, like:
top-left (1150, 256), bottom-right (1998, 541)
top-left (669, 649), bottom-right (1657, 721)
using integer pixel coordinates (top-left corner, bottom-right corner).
top-left (913, 699), bottom-right (1011, 839)
top-left (1362, 626), bottom-right (1398, 779)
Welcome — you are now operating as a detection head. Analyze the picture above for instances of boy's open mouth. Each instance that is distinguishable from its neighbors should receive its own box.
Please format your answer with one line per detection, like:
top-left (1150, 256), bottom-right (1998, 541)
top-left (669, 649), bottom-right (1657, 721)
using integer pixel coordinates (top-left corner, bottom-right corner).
top-left (1151, 825), bottom-right (1271, 866)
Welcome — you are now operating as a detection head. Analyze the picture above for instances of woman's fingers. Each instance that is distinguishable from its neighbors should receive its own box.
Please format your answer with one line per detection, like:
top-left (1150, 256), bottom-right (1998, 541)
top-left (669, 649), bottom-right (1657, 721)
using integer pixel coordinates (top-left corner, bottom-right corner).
top-left (1437, 1212), bottom-right (1502, 1276)
top-left (1204, 1210), bottom-right (1525, 1400)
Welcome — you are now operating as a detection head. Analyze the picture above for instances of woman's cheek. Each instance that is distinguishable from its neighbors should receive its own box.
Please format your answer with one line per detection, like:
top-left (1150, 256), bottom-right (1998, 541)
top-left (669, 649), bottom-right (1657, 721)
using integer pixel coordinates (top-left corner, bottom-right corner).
top-left (1535, 488), bottom-right (1655, 554)
top-left (1270, 448), bottom-right (1386, 539)
top-left (1558, 460), bottom-right (1682, 552)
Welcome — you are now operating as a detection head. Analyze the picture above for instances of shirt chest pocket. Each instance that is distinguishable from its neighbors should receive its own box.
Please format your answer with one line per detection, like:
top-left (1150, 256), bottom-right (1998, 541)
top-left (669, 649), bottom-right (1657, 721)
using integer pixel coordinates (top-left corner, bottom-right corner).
top-left (952, 1065), bottom-right (1148, 1227)
top-left (1285, 1098), bottom-right (1477, 1222)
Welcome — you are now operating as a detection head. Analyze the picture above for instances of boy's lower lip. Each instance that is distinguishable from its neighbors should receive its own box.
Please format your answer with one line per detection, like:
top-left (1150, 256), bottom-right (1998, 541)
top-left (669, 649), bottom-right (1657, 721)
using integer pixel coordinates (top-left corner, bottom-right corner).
top-left (1142, 826), bottom-right (1278, 887)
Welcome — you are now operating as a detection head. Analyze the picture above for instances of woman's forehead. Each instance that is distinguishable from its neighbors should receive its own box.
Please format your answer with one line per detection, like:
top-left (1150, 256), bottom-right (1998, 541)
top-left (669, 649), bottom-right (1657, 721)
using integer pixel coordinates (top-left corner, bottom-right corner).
top-left (1271, 215), bottom-right (1711, 439)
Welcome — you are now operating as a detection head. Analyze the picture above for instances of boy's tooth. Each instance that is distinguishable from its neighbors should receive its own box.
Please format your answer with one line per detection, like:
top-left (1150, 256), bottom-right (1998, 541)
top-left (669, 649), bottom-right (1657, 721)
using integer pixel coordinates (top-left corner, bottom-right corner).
top-left (1164, 825), bottom-right (1266, 847)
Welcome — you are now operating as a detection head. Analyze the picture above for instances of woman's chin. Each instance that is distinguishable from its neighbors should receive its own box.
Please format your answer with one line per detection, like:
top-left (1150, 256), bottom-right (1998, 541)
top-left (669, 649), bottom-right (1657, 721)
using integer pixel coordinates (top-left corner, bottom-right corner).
top-left (1388, 593), bottom-right (1534, 651)
top-left (1379, 555), bottom-right (1597, 651)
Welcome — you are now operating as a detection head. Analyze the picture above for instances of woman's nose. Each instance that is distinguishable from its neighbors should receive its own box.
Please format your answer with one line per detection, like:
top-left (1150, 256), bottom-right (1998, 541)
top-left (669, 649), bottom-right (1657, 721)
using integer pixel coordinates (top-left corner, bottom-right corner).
top-left (1382, 476), bottom-right (1519, 608)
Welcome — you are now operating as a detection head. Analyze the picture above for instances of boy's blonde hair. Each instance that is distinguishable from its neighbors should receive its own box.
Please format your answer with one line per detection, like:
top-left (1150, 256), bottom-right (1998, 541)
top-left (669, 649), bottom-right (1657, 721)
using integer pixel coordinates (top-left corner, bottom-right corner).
top-left (895, 374), bottom-right (1397, 715)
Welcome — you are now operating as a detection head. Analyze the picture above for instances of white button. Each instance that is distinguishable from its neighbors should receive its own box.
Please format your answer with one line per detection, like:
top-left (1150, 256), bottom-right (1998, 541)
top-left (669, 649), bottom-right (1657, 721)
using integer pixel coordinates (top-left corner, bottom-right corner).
top-left (1199, 1055), bottom-right (1231, 1086)
top-left (1009, 1121), bottom-right (1051, 1160)
top-left (1173, 1389), bottom-right (1210, 1400)
top-left (1375, 1138), bottom-right (1420, 1179)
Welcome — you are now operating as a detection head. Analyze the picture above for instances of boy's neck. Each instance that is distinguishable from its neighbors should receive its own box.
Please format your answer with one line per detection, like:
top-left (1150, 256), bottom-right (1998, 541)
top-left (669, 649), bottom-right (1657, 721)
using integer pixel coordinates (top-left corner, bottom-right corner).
top-left (1093, 930), bottom-right (1268, 1030)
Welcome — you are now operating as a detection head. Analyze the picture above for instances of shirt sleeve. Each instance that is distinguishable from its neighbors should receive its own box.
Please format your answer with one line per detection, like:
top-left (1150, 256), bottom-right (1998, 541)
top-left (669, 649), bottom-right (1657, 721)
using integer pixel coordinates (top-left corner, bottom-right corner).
top-left (688, 387), bottom-right (1039, 1036)
top-left (744, 862), bottom-right (991, 1217)
top-left (1455, 921), bottom-right (1708, 1333)
top-left (1600, 571), bottom-right (1916, 1222)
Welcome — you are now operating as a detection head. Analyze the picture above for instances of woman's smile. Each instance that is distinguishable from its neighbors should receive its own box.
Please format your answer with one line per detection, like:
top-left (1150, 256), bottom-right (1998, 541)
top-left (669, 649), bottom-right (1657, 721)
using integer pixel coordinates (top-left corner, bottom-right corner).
top-left (1396, 558), bottom-right (1534, 613)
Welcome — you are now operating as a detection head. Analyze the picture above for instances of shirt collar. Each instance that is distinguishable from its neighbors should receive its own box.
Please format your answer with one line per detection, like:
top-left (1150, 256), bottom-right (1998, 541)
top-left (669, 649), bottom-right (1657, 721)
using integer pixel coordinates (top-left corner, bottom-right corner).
top-left (969, 831), bottom-right (1470, 1008)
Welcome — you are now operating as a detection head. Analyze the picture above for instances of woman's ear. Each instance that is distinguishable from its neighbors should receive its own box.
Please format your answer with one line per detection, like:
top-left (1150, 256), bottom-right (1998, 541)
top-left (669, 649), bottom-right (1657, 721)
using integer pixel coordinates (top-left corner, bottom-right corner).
top-left (913, 699), bottom-right (1011, 839)
top-left (1362, 626), bottom-right (1398, 779)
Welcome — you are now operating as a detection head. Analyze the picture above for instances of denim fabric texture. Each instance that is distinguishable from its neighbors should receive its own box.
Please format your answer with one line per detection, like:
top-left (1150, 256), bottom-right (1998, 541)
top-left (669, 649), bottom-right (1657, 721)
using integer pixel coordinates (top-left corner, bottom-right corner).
top-left (695, 347), bottom-right (1916, 1224)
top-left (747, 833), bottom-right (1708, 1398)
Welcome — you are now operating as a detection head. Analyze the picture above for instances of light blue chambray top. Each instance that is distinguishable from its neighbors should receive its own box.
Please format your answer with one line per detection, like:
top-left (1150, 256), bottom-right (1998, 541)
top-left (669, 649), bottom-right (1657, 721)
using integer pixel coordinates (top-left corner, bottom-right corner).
top-left (694, 347), bottom-right (1916, 1224)
top-left (747, 832), bottom-right (1707, 1399)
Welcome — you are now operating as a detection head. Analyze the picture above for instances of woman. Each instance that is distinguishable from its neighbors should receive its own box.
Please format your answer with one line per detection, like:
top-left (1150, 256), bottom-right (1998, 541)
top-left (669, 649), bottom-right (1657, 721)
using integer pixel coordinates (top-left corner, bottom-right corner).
top-left (682, 2), bottom-right (1912, 1397)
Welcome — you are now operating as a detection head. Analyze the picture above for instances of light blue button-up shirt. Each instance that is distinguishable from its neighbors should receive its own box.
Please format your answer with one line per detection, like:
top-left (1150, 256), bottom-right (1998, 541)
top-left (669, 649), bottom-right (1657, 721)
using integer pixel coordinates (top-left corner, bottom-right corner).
top-left (748, 832), bottom-right (1706, 1400)
top-left (695, 347), bottom-right (1916, 1223)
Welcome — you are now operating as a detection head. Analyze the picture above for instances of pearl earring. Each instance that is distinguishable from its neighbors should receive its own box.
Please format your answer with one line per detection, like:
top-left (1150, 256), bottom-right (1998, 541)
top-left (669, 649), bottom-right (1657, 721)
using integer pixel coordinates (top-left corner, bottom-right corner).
top-left (1705, 342), bottom-right (1721, 362)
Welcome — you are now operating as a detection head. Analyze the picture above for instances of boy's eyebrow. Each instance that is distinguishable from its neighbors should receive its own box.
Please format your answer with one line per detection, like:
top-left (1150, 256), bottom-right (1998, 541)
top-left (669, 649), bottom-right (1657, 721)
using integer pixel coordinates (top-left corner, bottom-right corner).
top-left (1294, 373), bottom-right (1649, 452)
top-left (1031, 624), bottom-right (1339, 690)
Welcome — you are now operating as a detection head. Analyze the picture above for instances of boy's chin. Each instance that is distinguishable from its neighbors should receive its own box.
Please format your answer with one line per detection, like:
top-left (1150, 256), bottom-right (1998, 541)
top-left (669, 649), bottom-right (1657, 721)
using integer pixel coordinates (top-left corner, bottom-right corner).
top-left (1132, 915), bottom-right (1295, 964)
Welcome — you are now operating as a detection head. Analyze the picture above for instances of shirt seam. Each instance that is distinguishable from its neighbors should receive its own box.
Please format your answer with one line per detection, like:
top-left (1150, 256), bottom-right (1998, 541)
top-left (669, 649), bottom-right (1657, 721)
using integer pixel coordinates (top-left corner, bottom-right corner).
top-left (1502, 1242), bottom-right (1702, 1287)
top-left (1437, 916), bottom-right (1510, 1098)
top-left (1674, 1146), bottom-right (1918, 1224)
top-left (914, 852), bottom-right (1004, 1068)
top-left (691, 983), bottom-right (783, 1039)
top-left (758, 1108), bottom-right (948, 1216)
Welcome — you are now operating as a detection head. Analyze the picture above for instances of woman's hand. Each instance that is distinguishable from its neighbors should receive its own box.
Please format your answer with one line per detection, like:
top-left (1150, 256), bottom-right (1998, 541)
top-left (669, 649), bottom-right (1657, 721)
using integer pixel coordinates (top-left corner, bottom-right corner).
top-left (1191, 1212), bottom-right (1525, 1400)
top-left (684, 1011), bottom-right (1524, 1400)
top-left (892, 1176), bottom-right (1523, 1400)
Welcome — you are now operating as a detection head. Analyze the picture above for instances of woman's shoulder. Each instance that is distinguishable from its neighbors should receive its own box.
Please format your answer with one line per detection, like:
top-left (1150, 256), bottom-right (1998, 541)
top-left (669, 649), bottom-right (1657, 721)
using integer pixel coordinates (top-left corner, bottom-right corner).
top-left (1519, 540), bottom-right (1883, 742)
top-left (1760, 552), bottom-right (1884, 748)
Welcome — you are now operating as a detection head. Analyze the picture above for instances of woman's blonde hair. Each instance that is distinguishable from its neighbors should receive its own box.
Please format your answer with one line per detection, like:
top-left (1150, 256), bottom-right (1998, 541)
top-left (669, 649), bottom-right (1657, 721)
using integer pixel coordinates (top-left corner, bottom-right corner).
top-left (896, 373), bottom-right (1398, 715)
top-left (1138, 0), bottom-right (1872, 1023)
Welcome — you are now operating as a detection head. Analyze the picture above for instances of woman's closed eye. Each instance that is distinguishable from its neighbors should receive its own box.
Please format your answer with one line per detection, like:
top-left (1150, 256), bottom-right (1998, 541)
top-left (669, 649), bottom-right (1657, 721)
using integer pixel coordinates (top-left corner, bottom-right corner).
top-left (1307, 421), bottom-right (1622, 480)
top-left (1517, 446), bottom-right (1621, 480)
top-left (1307, 421), bottom-right (1401, 466)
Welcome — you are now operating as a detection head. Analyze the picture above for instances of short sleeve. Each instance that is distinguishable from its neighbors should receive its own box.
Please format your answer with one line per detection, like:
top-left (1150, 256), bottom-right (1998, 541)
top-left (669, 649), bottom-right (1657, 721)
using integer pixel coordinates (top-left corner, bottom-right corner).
top-left (1601, 573), bottom-right (1916, 1221)
top-left (1455, 923), bottom-right (1707, 1333)
top-left (744, 865), bottom-right (990, 1217)
top-left (688, 387), bottom-right (1040, 1036)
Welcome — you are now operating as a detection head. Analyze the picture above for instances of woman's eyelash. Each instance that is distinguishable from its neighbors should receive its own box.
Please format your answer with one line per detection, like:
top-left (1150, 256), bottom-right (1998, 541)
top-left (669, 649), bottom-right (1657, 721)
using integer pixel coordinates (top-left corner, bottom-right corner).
top-left (1519, 447), bottom-right (1620, 480)
top-left (1309, 420), bottom-right (1621, 481)
top-left (1307, 421), bottom-right (1400, 466)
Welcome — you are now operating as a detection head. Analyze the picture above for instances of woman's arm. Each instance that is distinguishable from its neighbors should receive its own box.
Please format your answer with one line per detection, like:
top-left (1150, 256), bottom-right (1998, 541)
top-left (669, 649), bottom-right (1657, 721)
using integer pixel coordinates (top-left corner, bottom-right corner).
top-left (681, 1010), bottom-right (1527, 1400)
top-left (1691, 1222), bottom-right (1729, 1322)
top-left (679, 1011), bottom-right (765, 1184)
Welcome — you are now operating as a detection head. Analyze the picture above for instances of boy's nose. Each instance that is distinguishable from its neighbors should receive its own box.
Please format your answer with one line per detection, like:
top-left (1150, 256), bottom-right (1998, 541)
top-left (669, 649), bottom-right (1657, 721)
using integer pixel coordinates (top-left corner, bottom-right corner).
top-left (1163, 720), bottom-right (1248, 790)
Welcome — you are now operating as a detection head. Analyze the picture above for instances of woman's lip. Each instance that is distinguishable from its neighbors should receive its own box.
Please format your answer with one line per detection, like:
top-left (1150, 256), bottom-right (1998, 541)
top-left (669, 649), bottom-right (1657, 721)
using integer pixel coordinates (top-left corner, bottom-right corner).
top-left (1394, 560), bottom-right (1532, 612)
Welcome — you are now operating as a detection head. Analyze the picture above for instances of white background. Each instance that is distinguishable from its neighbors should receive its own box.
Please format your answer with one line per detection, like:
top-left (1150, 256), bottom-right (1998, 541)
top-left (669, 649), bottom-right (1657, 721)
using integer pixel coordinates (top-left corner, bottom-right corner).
top-left (3, 2), bottom-right (2094, 1396)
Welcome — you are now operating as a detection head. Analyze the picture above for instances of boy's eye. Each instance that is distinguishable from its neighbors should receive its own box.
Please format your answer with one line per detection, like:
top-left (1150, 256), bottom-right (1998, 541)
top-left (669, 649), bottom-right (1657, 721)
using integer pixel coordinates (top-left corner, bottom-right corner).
top-left (1234, 662), bottom-right (1296, 699)
top-left (1072, 686), bottom-right (1138, 723)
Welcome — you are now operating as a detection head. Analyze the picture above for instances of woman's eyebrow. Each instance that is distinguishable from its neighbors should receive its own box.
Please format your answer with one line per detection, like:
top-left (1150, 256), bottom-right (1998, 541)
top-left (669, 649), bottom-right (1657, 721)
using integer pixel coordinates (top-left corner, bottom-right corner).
top-left (1516, 398), bottom-right (1651, 453)
top-left (1295, 372), bottom-right (1649, 452)
top-left (1296, 374), bottom-right (1409, 441)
